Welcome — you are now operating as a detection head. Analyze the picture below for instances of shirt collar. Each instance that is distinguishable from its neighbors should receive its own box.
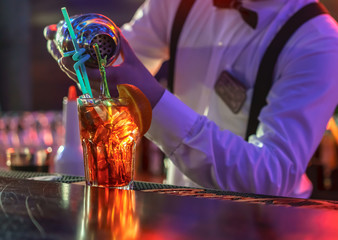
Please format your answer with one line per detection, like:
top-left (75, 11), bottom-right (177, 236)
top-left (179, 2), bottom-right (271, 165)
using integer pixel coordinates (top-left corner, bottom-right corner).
top-left (240, 0), bottom-right (288, 29)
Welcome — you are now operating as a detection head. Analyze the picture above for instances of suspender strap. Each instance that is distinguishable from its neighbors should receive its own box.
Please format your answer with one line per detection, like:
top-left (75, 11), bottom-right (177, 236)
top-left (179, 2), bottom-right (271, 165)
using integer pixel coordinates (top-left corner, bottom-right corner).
top-left (245, 2), bottom-right (328, 140)
top-left (169, 1), bottom-right (328, 140)
top-left (168, 0), bottom-right (196, 93)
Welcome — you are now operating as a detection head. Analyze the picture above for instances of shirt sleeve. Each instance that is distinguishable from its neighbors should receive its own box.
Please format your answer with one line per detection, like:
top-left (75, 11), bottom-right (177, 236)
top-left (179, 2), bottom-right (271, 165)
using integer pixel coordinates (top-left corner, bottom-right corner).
top-left (120, 0), bottom-right (180, 75)
top-left (145, 15), bottom-right (338, 197)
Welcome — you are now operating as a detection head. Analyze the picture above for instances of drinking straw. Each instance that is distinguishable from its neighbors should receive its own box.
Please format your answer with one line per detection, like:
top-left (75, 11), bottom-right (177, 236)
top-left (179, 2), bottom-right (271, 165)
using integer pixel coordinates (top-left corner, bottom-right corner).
top-left (61, 7), bottom-right (93, 98)
top-left (93, 43), bottom-right (111, 98)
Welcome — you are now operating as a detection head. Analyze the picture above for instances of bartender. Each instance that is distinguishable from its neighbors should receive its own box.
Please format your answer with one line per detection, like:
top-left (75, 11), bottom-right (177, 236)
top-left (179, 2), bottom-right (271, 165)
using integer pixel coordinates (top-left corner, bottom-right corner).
top-left (45, 0), bottom-right (338, 198)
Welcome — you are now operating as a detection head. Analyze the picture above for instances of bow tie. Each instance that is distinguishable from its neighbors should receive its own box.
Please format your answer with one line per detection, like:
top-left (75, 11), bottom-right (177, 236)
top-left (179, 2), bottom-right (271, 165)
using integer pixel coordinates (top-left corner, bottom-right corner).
top-left (213, 0), bottom-right (258, 29)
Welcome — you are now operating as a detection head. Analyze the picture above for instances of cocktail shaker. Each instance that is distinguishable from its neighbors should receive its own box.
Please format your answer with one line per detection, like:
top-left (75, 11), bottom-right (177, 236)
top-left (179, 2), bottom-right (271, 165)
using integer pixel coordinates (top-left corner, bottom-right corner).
top-left (55, 13), bottom-right (120, 67)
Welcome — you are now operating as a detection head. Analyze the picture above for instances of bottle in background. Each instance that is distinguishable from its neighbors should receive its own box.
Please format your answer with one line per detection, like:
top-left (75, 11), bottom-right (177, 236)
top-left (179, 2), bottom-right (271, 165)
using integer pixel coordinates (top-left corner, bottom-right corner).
top-left (54, 86), bottom-right (84, 176)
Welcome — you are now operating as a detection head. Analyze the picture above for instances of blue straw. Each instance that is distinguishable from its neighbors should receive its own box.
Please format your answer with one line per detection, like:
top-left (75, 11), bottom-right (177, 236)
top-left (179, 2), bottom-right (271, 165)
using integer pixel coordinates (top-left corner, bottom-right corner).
top-left (61, 7), bottom-right (93, 98)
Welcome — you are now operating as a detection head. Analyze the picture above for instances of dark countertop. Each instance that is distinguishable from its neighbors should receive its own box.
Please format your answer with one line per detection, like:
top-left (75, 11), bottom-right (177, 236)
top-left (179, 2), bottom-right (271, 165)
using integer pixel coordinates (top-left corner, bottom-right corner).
top-left (1, 175), bottom-right (338, 240)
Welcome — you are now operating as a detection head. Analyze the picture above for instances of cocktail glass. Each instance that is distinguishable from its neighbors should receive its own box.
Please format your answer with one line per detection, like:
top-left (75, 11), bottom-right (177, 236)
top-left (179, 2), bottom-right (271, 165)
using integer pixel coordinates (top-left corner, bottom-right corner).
top-left (77, 97), bottom-right (139, 189)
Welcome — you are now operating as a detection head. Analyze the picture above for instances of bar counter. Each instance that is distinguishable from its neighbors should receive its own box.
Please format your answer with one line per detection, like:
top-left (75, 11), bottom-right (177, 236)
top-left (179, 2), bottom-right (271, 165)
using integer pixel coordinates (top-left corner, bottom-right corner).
top-left (1, 172), bottom-right (338, 239)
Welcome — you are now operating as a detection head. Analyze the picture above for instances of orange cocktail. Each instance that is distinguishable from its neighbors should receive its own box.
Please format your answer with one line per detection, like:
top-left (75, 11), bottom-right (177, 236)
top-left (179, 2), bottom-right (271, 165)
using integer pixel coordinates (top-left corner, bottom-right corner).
top-left (78, 97), bottom-right (139, 189)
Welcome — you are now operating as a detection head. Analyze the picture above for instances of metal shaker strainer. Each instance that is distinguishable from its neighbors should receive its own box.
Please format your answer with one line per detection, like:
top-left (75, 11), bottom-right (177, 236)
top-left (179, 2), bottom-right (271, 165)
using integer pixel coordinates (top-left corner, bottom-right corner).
top-left (55, 13), bottom-right (120, 67)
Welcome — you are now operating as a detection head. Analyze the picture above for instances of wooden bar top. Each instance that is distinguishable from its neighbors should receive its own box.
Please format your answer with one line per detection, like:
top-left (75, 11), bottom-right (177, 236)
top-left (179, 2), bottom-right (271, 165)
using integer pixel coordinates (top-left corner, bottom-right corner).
top-left (0, 176), bottom-right (338, 239)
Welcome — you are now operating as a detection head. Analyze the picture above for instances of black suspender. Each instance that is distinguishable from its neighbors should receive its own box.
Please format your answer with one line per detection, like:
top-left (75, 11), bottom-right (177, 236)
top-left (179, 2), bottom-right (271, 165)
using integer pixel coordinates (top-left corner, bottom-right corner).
top-left (168, 0), bottom-right (196, 93)
top-left (168, 2), bottom-right (329, 140)
top-left (245, 2), bottom-right (328, 140)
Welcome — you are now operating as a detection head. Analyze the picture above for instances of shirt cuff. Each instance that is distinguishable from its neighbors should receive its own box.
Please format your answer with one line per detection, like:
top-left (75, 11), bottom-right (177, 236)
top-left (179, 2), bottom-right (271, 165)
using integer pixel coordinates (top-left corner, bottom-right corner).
top-left (145, 90), bottom-right (199, 156)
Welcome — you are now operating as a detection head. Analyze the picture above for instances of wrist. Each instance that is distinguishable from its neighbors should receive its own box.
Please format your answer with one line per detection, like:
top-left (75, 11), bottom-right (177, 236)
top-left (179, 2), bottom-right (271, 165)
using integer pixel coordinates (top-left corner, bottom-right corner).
top-left (150, 86), bottom-right (165, 109)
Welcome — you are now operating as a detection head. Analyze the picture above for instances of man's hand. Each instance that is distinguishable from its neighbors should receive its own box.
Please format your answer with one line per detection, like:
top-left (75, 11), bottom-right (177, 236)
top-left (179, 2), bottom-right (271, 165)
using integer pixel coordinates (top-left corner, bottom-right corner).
top-left (43, 24), bottom-right (101, 95)
top-left (44, 24), bottom-right (78, 82)
top-left (44, 24), bottom-right (165, 107)
top-left (59, 34), bottom-right (165, 108)
top-left (44, 24), bottom-right (61, 61)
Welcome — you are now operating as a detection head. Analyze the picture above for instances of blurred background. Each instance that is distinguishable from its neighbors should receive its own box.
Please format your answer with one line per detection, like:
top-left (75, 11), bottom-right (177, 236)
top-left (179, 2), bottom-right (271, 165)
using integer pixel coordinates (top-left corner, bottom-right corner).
top-left (0, 0), bottom-right (337, 198)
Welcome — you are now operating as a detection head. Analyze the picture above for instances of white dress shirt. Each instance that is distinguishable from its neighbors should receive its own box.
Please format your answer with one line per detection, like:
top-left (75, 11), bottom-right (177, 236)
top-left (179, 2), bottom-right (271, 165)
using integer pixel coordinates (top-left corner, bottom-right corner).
top-left (122, 0), bottom-right (338, 198)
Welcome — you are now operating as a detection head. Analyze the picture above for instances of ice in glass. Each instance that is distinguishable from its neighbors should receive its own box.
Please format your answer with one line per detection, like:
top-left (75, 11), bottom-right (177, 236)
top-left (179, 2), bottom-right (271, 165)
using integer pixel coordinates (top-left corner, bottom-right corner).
top-left (78, 97), bottom-right (139, 189)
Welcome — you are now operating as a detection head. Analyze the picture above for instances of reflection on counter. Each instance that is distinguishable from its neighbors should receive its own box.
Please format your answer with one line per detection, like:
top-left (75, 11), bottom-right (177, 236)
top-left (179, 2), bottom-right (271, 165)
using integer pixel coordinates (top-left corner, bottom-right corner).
top-left (78, 186), bottom-right (140, 240)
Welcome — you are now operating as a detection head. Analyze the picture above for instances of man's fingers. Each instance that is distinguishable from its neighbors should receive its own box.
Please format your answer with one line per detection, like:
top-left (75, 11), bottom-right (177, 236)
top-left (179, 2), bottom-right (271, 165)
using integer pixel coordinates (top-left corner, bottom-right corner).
top-left (61, 56), bottom-right (76, 70)
top-left (58, 57), bottom-right (77, 81)
top-left (47, 40), bottom-right (62, 61)
top-left (59, 57), bottom-right (103, 96)
top-left (43, 24), bottom-right (57, 40)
